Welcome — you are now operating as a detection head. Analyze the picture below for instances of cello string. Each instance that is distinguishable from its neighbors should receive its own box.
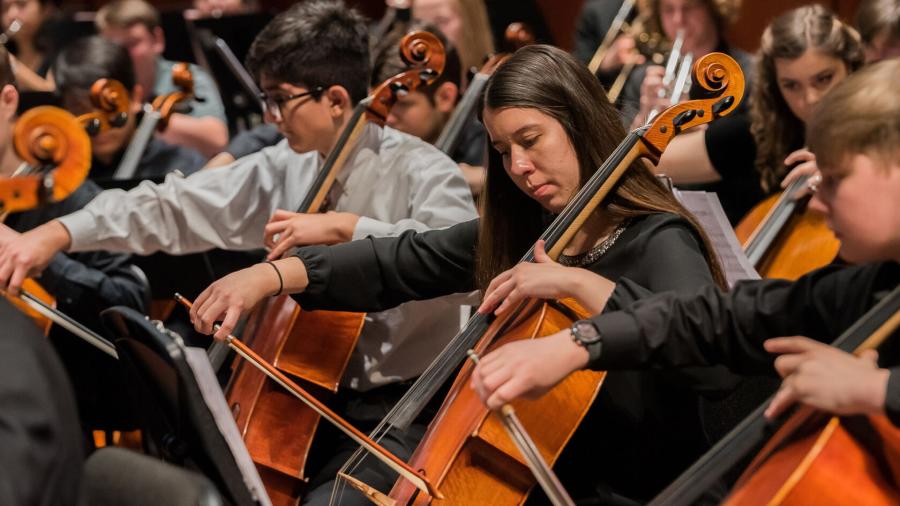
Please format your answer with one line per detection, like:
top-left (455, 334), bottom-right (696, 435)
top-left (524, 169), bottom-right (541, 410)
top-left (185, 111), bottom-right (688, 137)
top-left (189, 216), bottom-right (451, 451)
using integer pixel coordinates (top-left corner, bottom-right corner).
top-left (327, 132), bottom-right (646, 504)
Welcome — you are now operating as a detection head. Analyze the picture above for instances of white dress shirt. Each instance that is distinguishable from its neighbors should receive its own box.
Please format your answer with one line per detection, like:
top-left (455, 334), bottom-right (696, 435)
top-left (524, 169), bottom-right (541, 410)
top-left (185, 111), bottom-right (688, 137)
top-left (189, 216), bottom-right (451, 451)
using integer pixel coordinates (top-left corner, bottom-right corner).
top-left (58, 123), bottom-right (478, 391)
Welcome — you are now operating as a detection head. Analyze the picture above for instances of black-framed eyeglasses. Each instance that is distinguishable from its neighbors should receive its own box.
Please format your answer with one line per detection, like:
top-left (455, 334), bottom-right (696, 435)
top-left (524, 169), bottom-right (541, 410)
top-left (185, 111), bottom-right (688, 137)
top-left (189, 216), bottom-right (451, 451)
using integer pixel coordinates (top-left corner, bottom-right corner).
top-left (258, 86), bottom-right (324, 120)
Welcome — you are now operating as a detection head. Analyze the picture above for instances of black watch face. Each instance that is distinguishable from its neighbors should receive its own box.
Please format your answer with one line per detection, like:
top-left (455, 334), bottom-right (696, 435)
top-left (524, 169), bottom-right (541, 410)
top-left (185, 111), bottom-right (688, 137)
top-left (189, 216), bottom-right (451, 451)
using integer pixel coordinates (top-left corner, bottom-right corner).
top-left (574, 320), bottom-right (601, 344)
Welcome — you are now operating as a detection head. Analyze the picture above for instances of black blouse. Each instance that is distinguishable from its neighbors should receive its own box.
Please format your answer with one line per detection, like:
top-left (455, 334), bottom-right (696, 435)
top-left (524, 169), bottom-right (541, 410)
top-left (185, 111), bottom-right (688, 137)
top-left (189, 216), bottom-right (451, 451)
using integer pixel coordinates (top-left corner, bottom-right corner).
top-left (295, 212), bottom-right (739, 501)
top-left (588, 262), bottom-right (900, 425)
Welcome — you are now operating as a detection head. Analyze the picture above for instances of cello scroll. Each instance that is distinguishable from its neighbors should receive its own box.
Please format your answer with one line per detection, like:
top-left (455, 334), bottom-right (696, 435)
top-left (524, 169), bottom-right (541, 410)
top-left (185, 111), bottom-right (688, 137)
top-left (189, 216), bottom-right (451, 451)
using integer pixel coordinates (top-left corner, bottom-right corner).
top-left (151, 62), bottom-right (196, 131)
top-left (640, 52), bottom-right (745, 160)
top-left (77, 78), bottom-right (130, 136)
top-left (368, 31), bottom-right (446, 122)
top-left (2, 107), bottom-right (91, 215)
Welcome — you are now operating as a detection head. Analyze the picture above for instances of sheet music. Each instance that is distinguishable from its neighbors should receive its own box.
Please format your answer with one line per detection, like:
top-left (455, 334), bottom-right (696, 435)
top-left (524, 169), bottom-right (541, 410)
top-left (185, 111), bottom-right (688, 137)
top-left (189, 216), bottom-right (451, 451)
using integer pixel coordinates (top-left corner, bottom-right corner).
top-left (183, 346), bottom-right (273, 506)
top-left (675, 190), bottom-right (760, 288)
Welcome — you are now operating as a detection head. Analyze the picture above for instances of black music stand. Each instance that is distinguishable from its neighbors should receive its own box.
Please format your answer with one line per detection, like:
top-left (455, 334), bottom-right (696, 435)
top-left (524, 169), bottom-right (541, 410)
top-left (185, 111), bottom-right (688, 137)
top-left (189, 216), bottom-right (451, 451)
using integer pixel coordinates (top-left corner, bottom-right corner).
top-left (185, 12), bottom-right (272, 134)
top-left (101, 306), bottom-right (270, 506)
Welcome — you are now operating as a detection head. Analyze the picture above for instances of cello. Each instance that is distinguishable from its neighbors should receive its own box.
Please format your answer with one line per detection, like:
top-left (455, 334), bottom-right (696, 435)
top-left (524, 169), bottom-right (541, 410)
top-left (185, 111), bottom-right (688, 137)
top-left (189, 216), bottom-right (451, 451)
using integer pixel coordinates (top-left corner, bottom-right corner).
top-left (649, 286), bottom-right (900, 506)
top-left (220, 31), bottom-right (446, 505)
top-left (733, 174), bottom-right (840, 280)
top-left (324, 52), bottom-right (744, 505)
top-left (434, 22), bottom-right (534, 158)
top-left (114, 62), bottom-right (198, 180)
top-left (723, 287), bottom-right (900, 505)
top-left (2, 79), bottom-right (129, 333)
top-left (0, 103), bottom-right (121, 358)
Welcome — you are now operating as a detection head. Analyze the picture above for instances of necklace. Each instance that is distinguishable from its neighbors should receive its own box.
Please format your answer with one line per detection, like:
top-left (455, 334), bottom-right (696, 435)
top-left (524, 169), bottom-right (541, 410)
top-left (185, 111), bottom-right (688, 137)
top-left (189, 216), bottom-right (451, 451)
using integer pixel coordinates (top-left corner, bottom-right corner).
top-left (557, 221), bottom-right (629, 267)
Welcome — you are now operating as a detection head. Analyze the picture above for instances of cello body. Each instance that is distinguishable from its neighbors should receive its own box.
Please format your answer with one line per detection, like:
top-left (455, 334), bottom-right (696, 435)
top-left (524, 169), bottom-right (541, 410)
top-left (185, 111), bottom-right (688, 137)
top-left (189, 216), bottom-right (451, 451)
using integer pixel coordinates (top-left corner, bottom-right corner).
top-left (390, 298), bottom-right (605, 505)
top-left (219, 31), bottom-right (447, 505)
top-left (734, 190), bottom-right (840, 281)
top-left (226, 296), bottom-right (364, 504)
top-left (726, 406), bottom-right (900, 505)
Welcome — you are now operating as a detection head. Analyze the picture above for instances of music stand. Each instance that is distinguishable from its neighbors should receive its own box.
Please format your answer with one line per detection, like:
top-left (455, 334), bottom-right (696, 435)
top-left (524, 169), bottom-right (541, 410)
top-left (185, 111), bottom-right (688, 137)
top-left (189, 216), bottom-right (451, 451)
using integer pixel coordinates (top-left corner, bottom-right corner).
top-left (101, 306), bottom-right (271, 506)
top-left (184, 12), bottom-right (272, 134)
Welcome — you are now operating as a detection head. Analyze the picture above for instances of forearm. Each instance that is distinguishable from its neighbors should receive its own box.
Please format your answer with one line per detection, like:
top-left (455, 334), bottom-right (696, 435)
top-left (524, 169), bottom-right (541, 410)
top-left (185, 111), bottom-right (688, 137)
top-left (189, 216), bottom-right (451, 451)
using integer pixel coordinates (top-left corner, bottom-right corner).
top-left (589, 264), bottom-right (896, 374)
top-left (296, 220), bottom-right (479, 312)
top-left (158, 114), bottom-right (228, 157)
top-left (570, 270), bottom-right (616, 315)
top-left (59, 160), bottom-right (294, 255)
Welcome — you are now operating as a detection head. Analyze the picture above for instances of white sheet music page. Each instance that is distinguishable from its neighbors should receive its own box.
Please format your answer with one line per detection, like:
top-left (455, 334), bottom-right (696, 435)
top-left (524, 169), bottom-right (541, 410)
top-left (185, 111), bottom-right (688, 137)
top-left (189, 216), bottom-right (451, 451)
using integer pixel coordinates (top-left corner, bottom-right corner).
top-left (183, 346), bottom-right (273, 506)
top-left (675, 190), bottom-right (760, 288)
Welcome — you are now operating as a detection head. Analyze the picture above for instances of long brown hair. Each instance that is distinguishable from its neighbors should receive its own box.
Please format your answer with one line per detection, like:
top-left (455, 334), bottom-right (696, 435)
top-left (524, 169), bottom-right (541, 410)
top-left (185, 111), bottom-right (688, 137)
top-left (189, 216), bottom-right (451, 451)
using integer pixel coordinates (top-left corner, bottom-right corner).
top-left (751, 5), bottom-right (864, 193)
top-left (474, 45), bottom-right (725, 290)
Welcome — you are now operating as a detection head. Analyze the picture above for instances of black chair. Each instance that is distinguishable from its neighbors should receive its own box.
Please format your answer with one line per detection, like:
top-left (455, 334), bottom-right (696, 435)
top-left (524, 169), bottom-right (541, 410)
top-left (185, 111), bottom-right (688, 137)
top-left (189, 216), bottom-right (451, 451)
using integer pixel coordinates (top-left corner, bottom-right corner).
top-left (82, 447), bottom-right (224, 506)
top-left (101, 306), bottom-right (268, 506)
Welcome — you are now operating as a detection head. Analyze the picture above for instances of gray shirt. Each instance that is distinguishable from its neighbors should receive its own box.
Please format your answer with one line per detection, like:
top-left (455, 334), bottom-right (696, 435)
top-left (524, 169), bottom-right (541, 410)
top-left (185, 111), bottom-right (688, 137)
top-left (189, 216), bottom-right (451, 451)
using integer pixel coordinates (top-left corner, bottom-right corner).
top-left (59, 123), bottom-right (478, 390)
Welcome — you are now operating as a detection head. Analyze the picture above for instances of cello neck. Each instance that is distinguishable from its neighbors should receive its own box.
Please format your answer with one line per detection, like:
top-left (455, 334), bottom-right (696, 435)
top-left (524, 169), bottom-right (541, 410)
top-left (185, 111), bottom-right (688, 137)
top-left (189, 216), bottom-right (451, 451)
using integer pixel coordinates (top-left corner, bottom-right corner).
top-left (296, 99), bottom-right (371, 214)
top-left (649, 285), bottom-right (900, 506)
top-left (434, 72), bottom-right (489, 155)
top-left (743, 174), bottom-right (810, 267)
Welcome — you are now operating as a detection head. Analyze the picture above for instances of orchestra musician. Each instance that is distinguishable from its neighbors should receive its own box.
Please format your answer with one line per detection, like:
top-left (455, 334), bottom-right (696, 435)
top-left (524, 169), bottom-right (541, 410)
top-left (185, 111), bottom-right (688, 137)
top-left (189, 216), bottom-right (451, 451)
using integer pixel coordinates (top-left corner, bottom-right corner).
top-left (52, 36), bottom-right (206, 182)
top-left (0, 44), bottom-right (148, 434)
top-left (469, 57), bottom-right (900, 430)
top-left (189, 44), bottom-right (745, 504)
top-left (95, 0), bottom-right (229, 157)
top-left (653, 5), bottom-right (863, 223)
top-left (412, 0), bottom-right (494, 81)
top-left (0, 2), bottom-right (476, 503)
top-left (0, 0), bottom-right (61, 91)
top-left (856, 0), bottom-right (900, 63)
top-left (371, 21), bottom-right (486, 194)
top-left (0, 1), bottom-right (897, 503)
top-left (620, 0), bottom-right (752, 128)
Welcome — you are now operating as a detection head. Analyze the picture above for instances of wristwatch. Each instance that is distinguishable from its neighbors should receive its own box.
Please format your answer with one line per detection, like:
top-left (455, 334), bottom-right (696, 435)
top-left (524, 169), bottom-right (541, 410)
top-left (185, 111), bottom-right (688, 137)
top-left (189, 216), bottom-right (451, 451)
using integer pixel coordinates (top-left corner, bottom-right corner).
top-left (570, 319), bottom-right (602, 349)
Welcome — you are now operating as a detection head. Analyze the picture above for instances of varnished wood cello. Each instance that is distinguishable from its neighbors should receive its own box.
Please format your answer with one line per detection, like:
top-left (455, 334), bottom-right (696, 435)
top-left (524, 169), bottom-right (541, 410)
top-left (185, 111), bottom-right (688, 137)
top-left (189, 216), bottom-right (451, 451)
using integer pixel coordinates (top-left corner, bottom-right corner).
top-left (114, 62), bottom-right (198, 180)
top-left (324, 52), bottom-right (744, 505)
top-left (0, 99), bottom-right (123, 358)
top-left (434, 22), bottom-right (534, 158)
top-left (734, 173), bottom-right (840, 280)
top-left (723, 287), bottom-right (900, 505)
top-left (2, 79), bottom-right (129, 333)
top-left (220, 31), bottom-right (447, 505)
top-left (649, 286), bottom-right (900, 506)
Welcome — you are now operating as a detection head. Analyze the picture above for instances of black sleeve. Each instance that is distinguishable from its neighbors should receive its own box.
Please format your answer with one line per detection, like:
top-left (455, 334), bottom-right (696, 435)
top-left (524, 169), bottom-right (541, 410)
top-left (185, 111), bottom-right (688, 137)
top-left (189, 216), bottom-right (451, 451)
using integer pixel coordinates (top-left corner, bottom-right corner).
top-left (704, 111), bottom-right (755, 180)
top-left (589, 262), bottom-right (899, 374)
top-left (38, 250), bottom-right (148, 319)
top-left (294, 219), bottom-right (479, 312)
top-left (224, 124), bottom-right (284, 159)
top-left (10, 181), bottom-right (149, 320)
top-left (886, 368), bottom-right (900, 428)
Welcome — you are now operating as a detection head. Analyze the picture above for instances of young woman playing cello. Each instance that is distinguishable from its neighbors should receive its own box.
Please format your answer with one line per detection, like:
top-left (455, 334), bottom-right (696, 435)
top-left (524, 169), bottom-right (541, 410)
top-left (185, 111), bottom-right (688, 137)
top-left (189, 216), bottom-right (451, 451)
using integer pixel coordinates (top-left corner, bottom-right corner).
top-left (473, 57), bottom-right (900, 448)
top-left (190, 44), bottom-right (739, 502)
top-left (653, 5), bottom-right (864, 223)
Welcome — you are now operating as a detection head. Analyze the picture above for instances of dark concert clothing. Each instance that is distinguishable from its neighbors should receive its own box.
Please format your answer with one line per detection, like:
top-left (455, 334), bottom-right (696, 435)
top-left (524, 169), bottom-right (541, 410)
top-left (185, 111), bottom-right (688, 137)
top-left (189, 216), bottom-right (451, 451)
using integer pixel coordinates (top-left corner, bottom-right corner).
top-left (5, 181), bottom-right (149, 429)
top-left (224, 123), bottom-right (283, 160)
top-left (294, 213), bottom-right (739, 502)
top-left (89, 133), bottom-right (206, 182)
top-left (573, 0), bottom-right (627, 89)
top-left (692, 111), bottom-right (767, 224)
top-left (452, 116), bottom-right (487, 166)
top-left (585, 262), bottom-right (900, 426)
top-left (0, 299), bottom-right (83, 506)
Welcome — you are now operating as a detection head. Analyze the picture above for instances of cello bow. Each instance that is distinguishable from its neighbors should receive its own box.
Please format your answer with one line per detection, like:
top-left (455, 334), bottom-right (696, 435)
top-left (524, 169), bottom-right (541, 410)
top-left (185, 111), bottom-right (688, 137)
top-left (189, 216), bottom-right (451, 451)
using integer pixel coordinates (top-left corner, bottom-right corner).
top-left (174, 294), bottom-right (441, 499)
